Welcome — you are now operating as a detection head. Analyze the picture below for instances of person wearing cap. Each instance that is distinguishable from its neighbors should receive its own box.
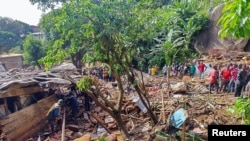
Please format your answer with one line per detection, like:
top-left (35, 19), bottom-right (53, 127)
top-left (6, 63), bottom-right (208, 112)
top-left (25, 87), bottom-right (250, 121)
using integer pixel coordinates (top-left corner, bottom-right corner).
top-left (46, 99), bottom-right (63, 134)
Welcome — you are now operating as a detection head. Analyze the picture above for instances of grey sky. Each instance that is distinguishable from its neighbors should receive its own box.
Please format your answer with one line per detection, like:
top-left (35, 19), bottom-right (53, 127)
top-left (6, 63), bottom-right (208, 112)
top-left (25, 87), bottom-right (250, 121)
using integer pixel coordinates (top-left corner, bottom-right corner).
top-left (0, 0), bottom-right (44, 25)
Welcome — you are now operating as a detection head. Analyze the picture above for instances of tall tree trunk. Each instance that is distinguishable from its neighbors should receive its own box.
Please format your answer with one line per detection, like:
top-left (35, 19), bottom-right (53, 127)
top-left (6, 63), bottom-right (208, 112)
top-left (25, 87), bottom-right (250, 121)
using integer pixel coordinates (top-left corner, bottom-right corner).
top-left (71, 49), bottom-right (85, 74)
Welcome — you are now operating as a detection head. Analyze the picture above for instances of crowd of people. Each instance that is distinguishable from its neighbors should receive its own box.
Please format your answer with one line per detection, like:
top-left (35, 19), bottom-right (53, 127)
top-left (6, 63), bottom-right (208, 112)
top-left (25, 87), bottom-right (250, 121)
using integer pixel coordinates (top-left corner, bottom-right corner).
top-left (82, 66), bottom-right (115, 82)
top-left (207, 63), bottom-right (250, 97)
top-left (148, 60), bottom-right (250, 97)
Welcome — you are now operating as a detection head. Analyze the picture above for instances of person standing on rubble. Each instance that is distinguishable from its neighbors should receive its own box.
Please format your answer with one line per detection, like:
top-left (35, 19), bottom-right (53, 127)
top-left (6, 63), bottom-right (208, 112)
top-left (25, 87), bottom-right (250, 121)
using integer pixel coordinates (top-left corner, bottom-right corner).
top-left (162, 64), bottom-right (167, 77)
top-left (228, 64), bottom-right (238, 93)
top-left (148, 65), bottom-right (152, 75)
top-left (65, 90), bottom-right (79, 119)
top-left (81, 91), bottom-right (91, 111)
top-left (235, 64), bottom-right (248, 97)
top-left (208, 65), bottom-right (219, 94)
top-left (219, 65), bottom-right (231, 93)
top-left (189, 63), bottom-right (196, 78)
top-left (102, 67), bottom-right (108, 81)
top-left (182, 63), bottom-right (189, 76)
top-left (46, 99), bottom-right (63, 134)
top-left (198, 61), bottom-right (207, 79)
top-left (151, 66), bottom-right (156, 76)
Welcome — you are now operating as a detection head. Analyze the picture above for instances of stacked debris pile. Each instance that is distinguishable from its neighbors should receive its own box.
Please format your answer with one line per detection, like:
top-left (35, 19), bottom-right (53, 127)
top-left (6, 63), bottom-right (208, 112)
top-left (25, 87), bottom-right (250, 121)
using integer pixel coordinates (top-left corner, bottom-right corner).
top-left (0, 63), bottom-right (81, 141)
top-left (27, 72), bottom-right (240, 141)
top-left (0, 61), bottom-right (244, 141)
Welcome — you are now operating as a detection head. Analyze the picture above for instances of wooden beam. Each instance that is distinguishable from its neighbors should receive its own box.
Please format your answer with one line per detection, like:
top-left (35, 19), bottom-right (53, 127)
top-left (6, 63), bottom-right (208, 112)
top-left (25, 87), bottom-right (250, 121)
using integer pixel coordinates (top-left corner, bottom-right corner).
top-left (0, 87), bottom-right (43, 98)
top-left (0, 95), bottom-right (57, 141)
top-left (61, 108), bottom-right (66, 141)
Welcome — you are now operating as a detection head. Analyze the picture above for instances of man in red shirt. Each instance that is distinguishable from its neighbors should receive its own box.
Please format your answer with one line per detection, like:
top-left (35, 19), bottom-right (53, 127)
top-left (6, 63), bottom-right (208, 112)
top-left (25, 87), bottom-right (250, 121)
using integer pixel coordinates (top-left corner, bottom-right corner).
top-left (220, 65), bottom-right (231, 93)
top-left (228, 64), bottom-right (238, 93)
top-left (208, 65), bottom-right (219, 94)
top-left (198, 61), bottom-right (207, 79)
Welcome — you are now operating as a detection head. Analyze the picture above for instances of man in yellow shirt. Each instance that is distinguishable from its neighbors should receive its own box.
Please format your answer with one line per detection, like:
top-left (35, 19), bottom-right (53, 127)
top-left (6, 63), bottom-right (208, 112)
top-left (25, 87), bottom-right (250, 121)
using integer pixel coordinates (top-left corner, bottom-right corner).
top-left (151, 66), bottom-right (156, 76)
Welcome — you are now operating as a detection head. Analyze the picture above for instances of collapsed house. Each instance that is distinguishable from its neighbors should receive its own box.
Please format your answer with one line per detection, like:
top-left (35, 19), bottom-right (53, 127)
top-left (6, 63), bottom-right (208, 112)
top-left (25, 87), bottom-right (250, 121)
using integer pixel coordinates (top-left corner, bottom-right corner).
top-left (0, 63), bottom-right (77, 141)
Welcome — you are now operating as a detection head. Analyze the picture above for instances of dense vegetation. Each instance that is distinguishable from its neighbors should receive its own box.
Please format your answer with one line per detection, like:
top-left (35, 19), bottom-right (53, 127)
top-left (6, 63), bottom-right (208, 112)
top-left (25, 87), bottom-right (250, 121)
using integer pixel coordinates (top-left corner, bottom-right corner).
top-left (36, 0), bottom-right (212, 71)
top-left (1, 0), bottom-right (227, 70)
top-left (23, 34), bottom-right (45, 67)
top-left (0, 17), bottom-right (34, 53)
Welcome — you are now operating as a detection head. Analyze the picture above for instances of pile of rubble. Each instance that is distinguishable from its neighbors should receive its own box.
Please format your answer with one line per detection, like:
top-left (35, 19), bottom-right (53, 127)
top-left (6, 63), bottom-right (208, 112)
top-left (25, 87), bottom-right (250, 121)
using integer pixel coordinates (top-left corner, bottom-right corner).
top-left (31, 72), bottom-right (240, 141)
top-left (0, 61), bottom-right (243, 141)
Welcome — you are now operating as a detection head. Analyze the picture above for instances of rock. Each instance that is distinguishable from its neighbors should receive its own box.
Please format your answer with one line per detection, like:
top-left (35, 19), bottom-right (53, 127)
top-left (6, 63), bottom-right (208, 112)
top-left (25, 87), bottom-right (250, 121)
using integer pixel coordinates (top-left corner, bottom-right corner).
top-left (182, 75), bottom-right (191, 82)
top-left (65, 129), bottom-right (73, 138)
top-left (170, 82), bottom-right (187, 92)
top-left (51, 62), bottom-right (77, 72)
top-left (67, 124), bottom-right (79, 132)
top-left (95, 106), bottom-right (102, 112)
top-left (104, 116), bottom-right (114, 123)
top-left (98, 111), bottom-right (106, 117)
top-left (75, 132), bottom-right (84, 138)
top-left (105, 133), bottom-right (117, 141)
top-left (108, 123), bottom-right (117, 129)
top-left (72, 132), bottom-right (84, 139)
top-left (191, 83), bottom-right (209, 94)
top-left (74, 134), bottom-right (91, 141)
top-left (84, 123), bottom-right (92, 129)
top-left (194, 3), bottom-right (249, 54)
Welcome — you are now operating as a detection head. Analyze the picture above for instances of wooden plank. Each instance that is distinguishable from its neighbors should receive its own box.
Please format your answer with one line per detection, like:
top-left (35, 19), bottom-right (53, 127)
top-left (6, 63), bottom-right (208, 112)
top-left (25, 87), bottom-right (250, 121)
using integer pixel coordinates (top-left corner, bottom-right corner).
top-left (0, 80), bottom-right (39, 90)
top-left (0, 95), bottom-right (57, 141)
top-left (0, 86), bottom-right (43, 98)
top-left (61, 108), bottom-right (66, 141)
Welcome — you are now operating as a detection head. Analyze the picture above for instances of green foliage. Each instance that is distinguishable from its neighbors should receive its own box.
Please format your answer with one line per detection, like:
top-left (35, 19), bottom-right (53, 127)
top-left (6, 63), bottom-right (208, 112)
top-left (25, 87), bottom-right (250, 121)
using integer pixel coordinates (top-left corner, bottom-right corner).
top-left (37, 0), bottom-right (210, 72)
top-left (29, 0), bottom-right (67, 11)
top-left (95, 137), bottom-right (105, 141)
top-left (0, 31), bottom-right (19, 52)
top-left (38, 4), bottom-right (88, 70)
top-left (150, 0), bottom-right (208, 66)
top-left (218, 0), bottom-right (250, 39)
top-left (0, 17), bottom-right (33, 53)
top-left (23, 34), bottom-right (44, 66)
top-left (227, 96), bottom-right (250, 124)
top-left (77, 76), bottom-right (94, 91)
top-left (8, 46), bottom-right (22, 54)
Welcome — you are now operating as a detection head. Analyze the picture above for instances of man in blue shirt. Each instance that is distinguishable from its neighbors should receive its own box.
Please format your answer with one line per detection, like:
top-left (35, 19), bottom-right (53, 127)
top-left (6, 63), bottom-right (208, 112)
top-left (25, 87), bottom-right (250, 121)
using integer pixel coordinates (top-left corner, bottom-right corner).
top-left (46, 99), bottom-right (63, 134)
top-left (65, 92), bottom-right (79, 119)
